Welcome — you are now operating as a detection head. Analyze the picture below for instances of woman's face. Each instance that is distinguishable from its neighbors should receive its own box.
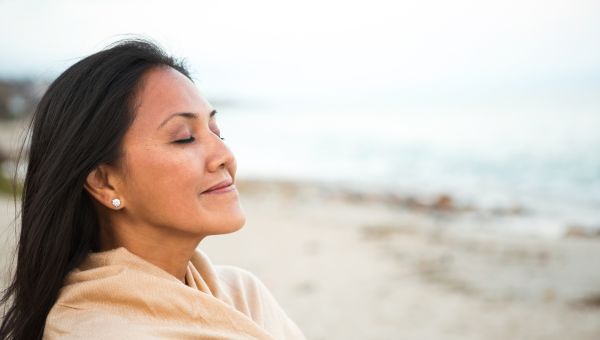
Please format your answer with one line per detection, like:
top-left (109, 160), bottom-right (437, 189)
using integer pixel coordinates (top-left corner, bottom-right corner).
top-left (115, 66), bottom-right (245, 238)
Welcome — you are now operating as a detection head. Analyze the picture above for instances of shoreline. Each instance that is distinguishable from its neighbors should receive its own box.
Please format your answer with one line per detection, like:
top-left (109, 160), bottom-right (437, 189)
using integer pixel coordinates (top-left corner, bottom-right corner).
top-left (235, 177), bottom-right (600, 239)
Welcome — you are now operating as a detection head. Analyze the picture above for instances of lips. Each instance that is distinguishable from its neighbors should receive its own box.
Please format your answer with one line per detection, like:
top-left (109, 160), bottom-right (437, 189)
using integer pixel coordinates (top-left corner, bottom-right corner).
top-left (203, 179), bottom-right (233, 193)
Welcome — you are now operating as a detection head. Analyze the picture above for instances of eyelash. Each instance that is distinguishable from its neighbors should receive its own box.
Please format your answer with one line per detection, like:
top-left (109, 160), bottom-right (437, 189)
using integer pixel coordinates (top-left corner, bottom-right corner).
top-left (174, 136), bottom-right (196, 144)
top-left (174, 134), bottom-right (225, 144)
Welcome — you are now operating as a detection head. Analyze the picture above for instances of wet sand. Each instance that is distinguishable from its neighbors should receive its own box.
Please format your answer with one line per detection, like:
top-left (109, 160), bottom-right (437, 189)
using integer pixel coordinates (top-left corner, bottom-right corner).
top-left (2, 179), bottom-right (600, 339)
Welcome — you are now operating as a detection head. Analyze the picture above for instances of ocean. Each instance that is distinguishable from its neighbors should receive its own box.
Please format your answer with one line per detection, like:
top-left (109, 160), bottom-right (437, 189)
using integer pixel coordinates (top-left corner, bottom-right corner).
top-left (219, 101), bottom-right (600, 238)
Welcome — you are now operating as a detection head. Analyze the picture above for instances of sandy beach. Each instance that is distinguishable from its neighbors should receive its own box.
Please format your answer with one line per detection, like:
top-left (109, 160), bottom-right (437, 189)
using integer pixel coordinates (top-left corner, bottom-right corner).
top-left (2, 179), bottom-right (599, 340)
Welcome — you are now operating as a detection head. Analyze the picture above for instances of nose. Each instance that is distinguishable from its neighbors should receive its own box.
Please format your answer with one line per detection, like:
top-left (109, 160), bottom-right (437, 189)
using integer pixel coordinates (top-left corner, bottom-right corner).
top-left (206, 133), bottom-right (236, 175)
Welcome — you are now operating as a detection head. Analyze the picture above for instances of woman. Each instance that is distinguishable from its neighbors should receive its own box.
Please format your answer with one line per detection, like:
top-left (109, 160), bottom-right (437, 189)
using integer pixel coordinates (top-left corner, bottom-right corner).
top-left (0, 39), bottom-right (307, 340)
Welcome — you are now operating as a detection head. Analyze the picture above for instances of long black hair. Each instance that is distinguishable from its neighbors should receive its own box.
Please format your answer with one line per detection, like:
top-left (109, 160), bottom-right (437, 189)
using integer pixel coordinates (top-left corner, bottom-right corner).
top-left (0, 38), bottom-right (192, 340)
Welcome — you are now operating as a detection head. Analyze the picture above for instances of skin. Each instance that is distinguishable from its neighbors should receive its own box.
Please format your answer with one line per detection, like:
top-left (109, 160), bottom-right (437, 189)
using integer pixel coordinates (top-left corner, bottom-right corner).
top-left (83, 66), bottom-right (246, 284)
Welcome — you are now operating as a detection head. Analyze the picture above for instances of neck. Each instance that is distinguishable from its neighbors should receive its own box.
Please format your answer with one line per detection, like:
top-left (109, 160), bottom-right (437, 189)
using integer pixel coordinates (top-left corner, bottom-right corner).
top-left (98, 217), bottom-right (204, 284)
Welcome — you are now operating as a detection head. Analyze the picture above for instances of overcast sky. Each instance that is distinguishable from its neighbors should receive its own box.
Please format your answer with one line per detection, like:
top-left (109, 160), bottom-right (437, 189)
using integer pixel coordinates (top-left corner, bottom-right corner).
top-left (1, 0), bottom-right (599, 107)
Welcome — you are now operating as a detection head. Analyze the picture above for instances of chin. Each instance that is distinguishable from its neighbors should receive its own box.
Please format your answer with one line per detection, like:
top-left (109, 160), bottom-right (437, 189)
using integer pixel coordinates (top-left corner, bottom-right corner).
top-left (227, 211), bottom-right (247, 233)
top-left (209, 208), bottom-right (246, 236)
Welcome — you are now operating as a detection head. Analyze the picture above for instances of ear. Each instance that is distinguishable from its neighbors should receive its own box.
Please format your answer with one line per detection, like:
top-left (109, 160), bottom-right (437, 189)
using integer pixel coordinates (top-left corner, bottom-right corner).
top-left (84, 164), bottom-right (124, 210)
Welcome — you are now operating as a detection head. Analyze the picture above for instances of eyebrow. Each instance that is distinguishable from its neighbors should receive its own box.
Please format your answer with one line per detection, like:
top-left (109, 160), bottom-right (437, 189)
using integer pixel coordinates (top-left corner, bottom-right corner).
top-left (158, 109), bottom-right (217, 130)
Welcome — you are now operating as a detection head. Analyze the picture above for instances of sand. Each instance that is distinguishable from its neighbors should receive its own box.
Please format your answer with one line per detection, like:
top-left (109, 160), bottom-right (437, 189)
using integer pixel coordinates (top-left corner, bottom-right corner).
top-left (1, 179), bottom-right (600, 340)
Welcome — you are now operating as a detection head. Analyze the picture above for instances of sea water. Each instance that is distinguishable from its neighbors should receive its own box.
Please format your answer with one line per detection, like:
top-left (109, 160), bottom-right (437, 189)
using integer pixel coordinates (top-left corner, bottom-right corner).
top-left (220, 101), bottom-right (600, 238)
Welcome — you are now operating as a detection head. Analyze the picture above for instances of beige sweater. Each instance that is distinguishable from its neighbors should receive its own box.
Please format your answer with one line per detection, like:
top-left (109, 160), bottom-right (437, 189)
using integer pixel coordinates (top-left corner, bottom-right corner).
top-left (43, 246), bottom-right (306, 340)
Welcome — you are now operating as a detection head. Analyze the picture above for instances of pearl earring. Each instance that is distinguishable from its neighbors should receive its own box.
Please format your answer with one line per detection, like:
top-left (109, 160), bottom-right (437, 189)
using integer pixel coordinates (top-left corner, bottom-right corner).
top-left (111, 198), bottom-right (121, 208)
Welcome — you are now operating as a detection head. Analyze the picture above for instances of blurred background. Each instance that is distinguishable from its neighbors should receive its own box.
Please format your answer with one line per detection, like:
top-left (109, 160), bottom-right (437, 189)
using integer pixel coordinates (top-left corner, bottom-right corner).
top-left (1, 1), bottom-right (599, 339)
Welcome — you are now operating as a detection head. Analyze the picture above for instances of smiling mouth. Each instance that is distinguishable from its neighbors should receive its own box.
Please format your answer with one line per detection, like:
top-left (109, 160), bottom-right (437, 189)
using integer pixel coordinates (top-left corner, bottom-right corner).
top-left (202, 184), bottom-right (236, 194)
top-left (202, 179), bottom-right (237, 194)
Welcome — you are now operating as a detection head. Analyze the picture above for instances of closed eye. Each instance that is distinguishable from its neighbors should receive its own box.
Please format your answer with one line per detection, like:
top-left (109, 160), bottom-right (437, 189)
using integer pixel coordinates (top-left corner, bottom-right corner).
top-left (174, 136), bottom-right (195, 144)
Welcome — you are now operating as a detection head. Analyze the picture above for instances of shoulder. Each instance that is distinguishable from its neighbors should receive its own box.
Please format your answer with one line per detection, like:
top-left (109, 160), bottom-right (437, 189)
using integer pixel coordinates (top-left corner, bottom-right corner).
top-left (213, 265), bottom-right (307, 340)
top-left (44, 304), bottom-right (160, 340)
top-left (214, 264), bottom-right (281, 312)
top-left (215, 264), bottom-right (267, 292)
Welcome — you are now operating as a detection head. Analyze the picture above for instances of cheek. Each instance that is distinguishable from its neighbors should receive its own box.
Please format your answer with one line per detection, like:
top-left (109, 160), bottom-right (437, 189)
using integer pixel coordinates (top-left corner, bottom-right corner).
top-left (125, 145), bottom-right (206, 199)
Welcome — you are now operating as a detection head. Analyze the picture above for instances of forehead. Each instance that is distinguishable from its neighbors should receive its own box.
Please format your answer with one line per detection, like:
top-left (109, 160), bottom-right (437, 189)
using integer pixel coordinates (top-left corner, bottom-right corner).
top-left (131, 67), bottom-right (211, 130)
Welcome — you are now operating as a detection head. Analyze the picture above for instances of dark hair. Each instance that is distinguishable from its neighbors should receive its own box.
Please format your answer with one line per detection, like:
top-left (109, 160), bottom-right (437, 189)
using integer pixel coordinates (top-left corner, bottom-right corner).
top-left (0, 38), bottom-right (191, 340)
